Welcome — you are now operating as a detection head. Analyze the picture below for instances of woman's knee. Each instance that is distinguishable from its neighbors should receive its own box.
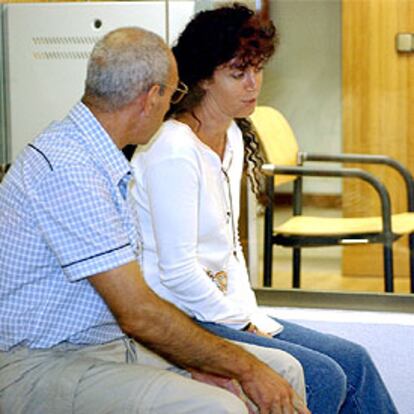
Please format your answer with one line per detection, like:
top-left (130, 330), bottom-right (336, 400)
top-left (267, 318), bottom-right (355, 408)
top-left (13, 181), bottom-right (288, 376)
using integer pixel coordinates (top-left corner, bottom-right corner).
top-left (330, 338), bottom-right (375, 380)
top-left (307, 356), bottom-right (347, 411)
top-left (347, 341), bottom-right (372, 365)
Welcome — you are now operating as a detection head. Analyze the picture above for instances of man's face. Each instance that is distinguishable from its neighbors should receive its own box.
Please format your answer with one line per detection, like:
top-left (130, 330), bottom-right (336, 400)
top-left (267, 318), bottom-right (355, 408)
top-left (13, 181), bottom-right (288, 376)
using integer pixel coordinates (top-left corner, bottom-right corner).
top-left (144, 53), bottom-right (178, 141)
top-left (127, 51), bottom-right (178, 146)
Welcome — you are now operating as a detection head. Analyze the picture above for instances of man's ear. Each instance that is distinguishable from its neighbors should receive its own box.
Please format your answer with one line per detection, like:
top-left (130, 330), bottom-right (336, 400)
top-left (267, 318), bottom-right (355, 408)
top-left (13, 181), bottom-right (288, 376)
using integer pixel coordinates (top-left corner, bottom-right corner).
top-left (141, 84), bottom-right (161, 116)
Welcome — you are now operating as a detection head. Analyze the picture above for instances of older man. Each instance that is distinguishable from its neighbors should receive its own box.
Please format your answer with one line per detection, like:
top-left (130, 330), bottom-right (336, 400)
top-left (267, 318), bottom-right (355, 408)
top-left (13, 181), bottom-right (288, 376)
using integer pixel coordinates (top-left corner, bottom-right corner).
top-left (0, 27), bottom-right (307, 414)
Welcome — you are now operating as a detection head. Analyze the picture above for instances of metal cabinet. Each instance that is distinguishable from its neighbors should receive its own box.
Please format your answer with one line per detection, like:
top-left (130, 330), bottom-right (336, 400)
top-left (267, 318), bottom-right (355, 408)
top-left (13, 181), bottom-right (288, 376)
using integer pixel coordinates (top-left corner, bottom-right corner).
top-left (1, 1), bottom-right (196, 162)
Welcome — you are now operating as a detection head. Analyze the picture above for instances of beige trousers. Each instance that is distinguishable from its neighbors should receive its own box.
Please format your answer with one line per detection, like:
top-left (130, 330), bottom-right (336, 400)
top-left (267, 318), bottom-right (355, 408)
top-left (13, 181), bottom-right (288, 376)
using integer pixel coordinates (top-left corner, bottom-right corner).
top-left (0, 338), bottom-right (306, 414)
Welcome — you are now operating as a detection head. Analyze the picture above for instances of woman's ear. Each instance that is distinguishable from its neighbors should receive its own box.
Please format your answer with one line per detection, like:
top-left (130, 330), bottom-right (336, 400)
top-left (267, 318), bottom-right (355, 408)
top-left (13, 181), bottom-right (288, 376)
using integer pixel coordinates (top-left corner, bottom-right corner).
top-left (199, 79), bottom-right (212, 91)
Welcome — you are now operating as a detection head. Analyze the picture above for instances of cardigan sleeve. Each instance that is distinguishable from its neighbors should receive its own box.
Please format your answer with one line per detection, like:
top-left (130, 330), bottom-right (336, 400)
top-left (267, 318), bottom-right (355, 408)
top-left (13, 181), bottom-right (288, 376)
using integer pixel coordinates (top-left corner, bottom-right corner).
top-left (141, 156), bottom-right (252, 328)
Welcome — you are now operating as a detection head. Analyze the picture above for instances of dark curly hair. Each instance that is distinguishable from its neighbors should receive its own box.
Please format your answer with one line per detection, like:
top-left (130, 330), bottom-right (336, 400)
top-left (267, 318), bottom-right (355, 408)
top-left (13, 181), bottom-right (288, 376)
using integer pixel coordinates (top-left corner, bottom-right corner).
top-left (168, 3), bottom-right (278, 201)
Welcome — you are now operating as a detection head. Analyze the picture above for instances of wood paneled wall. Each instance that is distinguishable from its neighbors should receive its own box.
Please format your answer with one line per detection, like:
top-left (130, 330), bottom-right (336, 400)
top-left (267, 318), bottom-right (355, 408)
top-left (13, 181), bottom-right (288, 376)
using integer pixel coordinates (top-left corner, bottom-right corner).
top-left (342, 0), bottom-right (414, 278)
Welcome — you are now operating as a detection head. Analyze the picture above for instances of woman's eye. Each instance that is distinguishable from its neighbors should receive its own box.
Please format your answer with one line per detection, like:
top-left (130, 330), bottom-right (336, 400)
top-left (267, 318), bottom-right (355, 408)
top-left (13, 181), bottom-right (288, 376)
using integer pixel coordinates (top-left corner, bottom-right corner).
top-left (231, 71), bottom-right (245, 79)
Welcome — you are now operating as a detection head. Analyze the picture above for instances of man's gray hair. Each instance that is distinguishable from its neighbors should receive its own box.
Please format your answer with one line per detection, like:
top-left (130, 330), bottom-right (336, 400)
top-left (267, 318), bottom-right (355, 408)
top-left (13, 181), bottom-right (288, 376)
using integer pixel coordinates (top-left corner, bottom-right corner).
top-left (84, 27), bottom-right (170, 111)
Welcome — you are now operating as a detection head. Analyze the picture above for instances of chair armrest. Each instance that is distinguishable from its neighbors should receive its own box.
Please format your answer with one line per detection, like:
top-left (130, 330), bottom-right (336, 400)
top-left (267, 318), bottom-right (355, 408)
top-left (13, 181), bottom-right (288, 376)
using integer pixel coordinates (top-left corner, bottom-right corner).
top-left (301, 152), bottom-right (414, 211)
top-left (261, 163), bottom-right (393, 236)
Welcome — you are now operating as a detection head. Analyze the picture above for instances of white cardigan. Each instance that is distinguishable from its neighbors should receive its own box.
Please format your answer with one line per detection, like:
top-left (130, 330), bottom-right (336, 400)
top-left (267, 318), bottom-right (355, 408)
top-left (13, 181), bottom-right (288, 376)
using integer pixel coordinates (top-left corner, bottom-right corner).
top-left (131, 119), bottom-right (281, 333)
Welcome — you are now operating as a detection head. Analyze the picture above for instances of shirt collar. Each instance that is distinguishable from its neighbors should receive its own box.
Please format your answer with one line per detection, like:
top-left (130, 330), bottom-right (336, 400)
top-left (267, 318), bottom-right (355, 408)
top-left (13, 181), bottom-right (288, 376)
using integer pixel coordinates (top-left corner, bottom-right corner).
top-left (68, 102), bottom-right (131, 186)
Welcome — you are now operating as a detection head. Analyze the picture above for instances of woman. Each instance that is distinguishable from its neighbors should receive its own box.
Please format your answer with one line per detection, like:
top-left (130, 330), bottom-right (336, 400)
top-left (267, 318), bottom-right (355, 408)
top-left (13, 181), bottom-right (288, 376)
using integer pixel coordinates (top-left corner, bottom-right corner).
top-left (131, 4), bottom-right (397, 413)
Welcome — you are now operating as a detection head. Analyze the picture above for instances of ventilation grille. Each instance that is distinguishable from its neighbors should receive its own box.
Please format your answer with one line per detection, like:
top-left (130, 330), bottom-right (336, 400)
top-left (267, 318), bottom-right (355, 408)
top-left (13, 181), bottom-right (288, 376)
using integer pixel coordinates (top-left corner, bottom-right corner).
top-left (33, 51), bottom-right (91, 60)
top-left (33, 36), bottom-right (99, 45)
top-left (32, 36), bottom-right (100, 60)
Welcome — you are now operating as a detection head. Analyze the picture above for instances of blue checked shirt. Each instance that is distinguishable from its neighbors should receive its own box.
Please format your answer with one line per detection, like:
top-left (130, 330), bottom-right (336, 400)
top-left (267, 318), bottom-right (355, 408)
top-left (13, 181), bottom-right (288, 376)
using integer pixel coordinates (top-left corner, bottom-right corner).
top-left (0, 102), bottom-right (142, 350)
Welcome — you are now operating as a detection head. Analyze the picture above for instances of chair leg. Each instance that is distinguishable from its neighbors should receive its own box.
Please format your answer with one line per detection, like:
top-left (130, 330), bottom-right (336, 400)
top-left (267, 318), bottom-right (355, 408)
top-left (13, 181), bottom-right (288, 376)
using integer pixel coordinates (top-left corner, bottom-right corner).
top-left (409, 234), bottom-right (414, 293)
top-left (263, 177), bottom-right (274, 288)
top-left (292, 247), bottom-right (301, 288)
top-left (263, 207), bottom-right (273, 288)
top-left (263, 243), bottom-right (273, 287)
top-left (383, 243), bottom-right (394, 293)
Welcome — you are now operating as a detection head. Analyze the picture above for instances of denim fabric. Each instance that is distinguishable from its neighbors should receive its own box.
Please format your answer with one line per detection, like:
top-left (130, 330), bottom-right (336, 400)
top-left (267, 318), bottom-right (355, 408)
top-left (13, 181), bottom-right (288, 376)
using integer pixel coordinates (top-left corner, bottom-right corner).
top-left (197, 317), bottom-right (398, 414)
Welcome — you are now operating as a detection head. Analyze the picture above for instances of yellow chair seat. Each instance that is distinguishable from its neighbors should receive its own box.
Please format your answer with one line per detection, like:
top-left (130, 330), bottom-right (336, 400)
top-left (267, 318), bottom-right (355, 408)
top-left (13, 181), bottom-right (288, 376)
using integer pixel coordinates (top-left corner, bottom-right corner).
top-left (275, 212), bottom-right (414, 236)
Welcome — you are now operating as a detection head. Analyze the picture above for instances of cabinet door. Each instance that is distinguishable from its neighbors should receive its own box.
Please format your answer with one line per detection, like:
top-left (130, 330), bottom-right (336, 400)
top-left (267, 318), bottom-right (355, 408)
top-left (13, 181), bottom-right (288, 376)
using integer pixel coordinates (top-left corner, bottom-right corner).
top-left (342, 0), bottom-right (414, 278)
top-left (4, 2), bottom-right (166, 161)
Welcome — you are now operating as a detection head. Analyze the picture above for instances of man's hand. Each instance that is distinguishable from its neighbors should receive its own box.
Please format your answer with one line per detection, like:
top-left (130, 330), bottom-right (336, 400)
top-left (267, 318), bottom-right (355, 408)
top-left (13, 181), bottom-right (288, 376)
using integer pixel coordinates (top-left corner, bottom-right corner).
top-left (190, 370), bottom-right (310, 414)
top-left (238, 361), bottom-right (310, 414)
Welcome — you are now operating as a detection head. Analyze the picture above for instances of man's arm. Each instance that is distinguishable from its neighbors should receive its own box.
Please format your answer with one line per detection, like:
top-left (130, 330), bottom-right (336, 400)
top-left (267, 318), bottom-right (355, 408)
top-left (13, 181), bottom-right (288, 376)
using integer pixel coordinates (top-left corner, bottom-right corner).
top-left (89, 261), bottom-right (309, 414)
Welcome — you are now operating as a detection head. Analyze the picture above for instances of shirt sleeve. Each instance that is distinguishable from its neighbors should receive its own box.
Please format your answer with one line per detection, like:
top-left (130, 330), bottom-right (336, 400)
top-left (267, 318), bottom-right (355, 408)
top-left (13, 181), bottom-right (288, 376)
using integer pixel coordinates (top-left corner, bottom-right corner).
top-left (28, 164), bottom-right (136, 281)
top-left (142, 156), bottom-right (251, 327)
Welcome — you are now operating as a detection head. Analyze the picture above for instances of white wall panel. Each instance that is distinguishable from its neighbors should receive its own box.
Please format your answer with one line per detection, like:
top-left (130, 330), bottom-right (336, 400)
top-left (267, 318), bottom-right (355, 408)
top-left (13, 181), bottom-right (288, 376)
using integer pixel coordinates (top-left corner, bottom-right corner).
top-left (4, 2), bottom-right (166, 161)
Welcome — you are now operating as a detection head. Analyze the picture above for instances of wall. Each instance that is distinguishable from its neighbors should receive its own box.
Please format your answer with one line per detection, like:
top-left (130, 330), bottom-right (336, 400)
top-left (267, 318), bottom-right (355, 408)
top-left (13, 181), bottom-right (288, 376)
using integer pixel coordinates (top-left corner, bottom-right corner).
top-left (0, 6), bottom-right (6, 165)
top-left (0, 0), bottom-right (133, 166)
top-left (261, 0), bottom-right (342, 194)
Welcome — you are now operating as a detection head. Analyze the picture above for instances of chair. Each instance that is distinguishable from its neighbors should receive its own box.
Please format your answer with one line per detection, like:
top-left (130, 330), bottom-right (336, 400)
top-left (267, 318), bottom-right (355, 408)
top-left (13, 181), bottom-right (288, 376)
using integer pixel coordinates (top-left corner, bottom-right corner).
top-left (249, 105), bottom-right (414, 293)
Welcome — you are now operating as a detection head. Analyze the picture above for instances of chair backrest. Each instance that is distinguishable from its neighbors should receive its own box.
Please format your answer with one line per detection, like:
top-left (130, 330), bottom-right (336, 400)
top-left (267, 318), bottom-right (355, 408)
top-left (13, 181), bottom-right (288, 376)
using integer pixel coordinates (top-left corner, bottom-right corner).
top-left (250, 106), bottom-right (299, 186)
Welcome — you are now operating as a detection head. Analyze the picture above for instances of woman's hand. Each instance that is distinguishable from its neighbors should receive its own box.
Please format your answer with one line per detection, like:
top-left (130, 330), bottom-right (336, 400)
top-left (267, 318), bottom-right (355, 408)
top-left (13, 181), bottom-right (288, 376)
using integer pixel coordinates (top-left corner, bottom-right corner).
top-left (255, 329), bottom-right (273, 338)
top-left (244, 323), bottom-right (273, 338)
top-left (190, 370), bottom-right (257, 413)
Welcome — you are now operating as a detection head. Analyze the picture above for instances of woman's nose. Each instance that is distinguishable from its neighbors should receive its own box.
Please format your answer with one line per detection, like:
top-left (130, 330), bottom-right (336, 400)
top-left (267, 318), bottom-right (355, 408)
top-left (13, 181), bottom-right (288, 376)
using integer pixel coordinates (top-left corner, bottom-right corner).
top-left (245, 70), bottom-right (260, 90)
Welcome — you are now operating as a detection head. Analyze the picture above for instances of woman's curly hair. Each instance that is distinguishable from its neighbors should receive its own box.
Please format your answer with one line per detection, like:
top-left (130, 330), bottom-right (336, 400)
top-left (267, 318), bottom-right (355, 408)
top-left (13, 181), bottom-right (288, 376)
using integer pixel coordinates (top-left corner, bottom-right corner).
top-left (168, 3), bottom-right (278, 201)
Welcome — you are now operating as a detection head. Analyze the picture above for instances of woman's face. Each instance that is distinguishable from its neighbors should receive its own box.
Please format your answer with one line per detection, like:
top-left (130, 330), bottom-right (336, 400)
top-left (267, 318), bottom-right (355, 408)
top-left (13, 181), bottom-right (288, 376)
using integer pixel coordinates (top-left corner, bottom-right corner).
top-left (202, 58), bottom-right (263, 119)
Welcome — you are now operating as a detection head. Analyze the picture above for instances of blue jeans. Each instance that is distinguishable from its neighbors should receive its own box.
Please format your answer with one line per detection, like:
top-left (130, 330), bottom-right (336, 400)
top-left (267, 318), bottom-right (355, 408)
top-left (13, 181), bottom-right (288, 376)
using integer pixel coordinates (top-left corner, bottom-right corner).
top-left (196, 318), bottom-right (398, 414)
